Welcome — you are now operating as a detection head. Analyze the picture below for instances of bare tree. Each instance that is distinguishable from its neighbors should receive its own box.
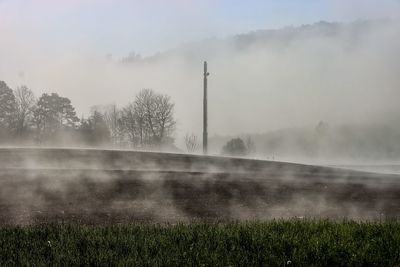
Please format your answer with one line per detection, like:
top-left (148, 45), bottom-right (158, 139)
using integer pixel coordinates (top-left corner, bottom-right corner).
top-left (132, 90), bottom-right (154, 147)
top-left (89, 89), bottom-right (176, 149)
top-left (14, 85), bottom-right (35, 136)
top-left (154, 93), bottom-right (176, 142)
top-left (134, 89), bottom-right (176, 147)
top-left (121, 103), bottom-right (139, 147)
top-left (185, 133), bottom-right (198, 153)
top-left (101, 105), bottom-right (124, 147)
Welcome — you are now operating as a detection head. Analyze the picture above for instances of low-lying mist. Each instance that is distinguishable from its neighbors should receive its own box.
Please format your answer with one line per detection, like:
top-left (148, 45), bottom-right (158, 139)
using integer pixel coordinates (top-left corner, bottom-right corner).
top-left (1, 148), bottom-right (399, 225)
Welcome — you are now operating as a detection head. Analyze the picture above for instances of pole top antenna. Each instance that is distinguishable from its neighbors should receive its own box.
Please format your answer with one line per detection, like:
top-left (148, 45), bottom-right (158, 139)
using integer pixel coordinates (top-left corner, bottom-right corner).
top-left (204, 61), bottom-right (210, 76)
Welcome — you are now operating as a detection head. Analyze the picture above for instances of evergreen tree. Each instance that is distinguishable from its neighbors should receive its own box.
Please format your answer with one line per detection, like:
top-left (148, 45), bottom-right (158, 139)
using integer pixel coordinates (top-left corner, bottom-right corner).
top-left (0, 81), bottom-right (17, 139)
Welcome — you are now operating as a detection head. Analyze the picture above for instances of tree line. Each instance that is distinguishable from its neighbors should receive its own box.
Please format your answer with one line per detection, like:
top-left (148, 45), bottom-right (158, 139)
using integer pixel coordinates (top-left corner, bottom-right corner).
top-left (0, 80), bottom-right (176, 149)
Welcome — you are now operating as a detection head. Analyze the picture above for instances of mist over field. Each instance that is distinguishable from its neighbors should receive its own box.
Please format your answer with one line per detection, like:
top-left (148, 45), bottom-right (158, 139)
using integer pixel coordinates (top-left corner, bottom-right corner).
top-left (1, 0), bottom-right (400, 233)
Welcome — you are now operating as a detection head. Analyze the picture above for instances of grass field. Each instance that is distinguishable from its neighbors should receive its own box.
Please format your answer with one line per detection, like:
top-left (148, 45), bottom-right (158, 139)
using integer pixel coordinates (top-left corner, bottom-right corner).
top-left (1, 220), bottom-right (400, 266)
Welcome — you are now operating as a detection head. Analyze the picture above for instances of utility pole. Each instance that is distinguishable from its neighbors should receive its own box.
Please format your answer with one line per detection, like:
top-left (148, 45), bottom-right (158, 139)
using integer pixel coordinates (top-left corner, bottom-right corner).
top-left (203, 61), bottom-right (209, 155)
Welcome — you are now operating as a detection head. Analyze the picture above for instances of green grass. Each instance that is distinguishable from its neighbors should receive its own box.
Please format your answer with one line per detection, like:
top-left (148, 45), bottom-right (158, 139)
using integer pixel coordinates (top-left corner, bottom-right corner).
top-left (1, 220), bottom-right (400, 266)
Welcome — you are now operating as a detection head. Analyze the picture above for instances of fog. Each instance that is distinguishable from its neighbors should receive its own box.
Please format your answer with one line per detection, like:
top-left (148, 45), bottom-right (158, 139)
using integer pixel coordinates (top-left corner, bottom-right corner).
top-left (2, 19), bottom-right (400, 138)
top-left (1, 0), bottom-right (400, 162)
top-left (2, 2), bottom-right (400, 224)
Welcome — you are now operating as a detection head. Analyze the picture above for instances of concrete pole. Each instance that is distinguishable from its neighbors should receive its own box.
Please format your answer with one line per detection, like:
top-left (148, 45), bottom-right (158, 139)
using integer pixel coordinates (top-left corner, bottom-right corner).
top-left (203, 61), bottom-right (209, 154)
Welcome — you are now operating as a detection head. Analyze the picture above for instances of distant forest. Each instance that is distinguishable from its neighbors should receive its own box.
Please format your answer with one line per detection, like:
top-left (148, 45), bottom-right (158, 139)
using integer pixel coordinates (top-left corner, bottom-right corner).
top-left (0, 80), bottom-right (177, 150)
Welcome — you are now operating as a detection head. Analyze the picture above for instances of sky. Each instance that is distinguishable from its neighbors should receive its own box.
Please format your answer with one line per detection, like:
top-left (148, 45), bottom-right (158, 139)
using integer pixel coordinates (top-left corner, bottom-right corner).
top-left (1, 0), bottom-right (400, 139)
top-left (1, 0), bottom-right (400, 56)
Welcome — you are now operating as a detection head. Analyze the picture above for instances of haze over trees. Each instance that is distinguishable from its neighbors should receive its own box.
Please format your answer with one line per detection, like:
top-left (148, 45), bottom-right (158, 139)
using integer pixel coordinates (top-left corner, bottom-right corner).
top-left (79, 111), bottom-right (110, 147)
top-left (93, 89), bottom-right (176, 149)
top-left (221, 138), bottom-right (248, 157)
top-left (0, 81), bottom-right (177, 150)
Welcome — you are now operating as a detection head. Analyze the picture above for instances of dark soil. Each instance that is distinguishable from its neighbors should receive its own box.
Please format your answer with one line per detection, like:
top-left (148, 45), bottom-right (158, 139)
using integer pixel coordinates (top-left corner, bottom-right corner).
top-left (1, 148), bottom-right (399, 225)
